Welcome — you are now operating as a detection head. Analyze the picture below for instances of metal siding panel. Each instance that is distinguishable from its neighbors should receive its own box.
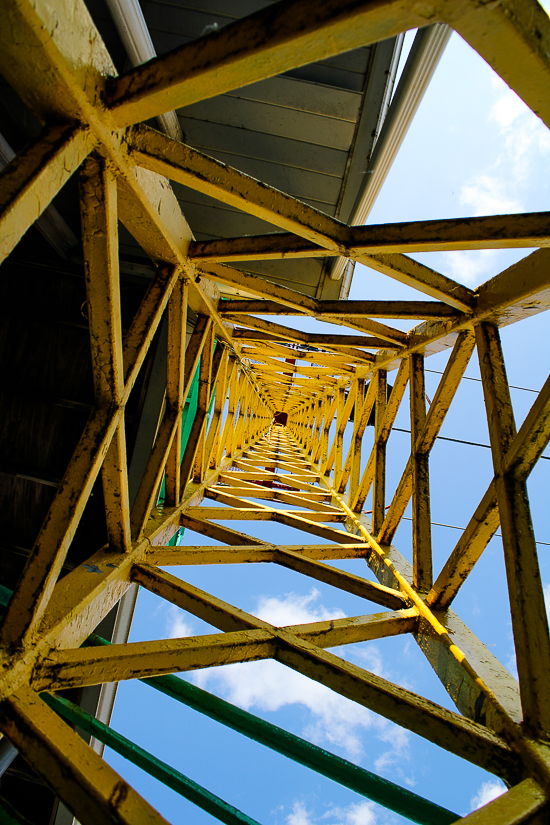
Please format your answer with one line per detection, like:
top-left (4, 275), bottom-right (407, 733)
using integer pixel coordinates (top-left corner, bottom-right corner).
top-left (230, 262), bottom-right (322, 295)
top-left (173, 150), bottom-right (341, 204)
top-left (179, 96), bottom-right (355, 150)
top-left (226, 76), bottom-right (361, 121)
top-left (232, 258), bottom-right (323, 287)
top-left (317, 47), bottom-right (372, 73)
top-left (175, 198), bottom-right (283, 237)
top-left (178, 119), bottom-right (348, 177)
top-left (284, 64), bottom-right (366, 92)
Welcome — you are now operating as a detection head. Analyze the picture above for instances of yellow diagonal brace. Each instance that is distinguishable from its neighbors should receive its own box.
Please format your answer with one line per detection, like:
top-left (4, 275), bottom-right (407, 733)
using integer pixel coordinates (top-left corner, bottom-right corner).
top-left (0, 124), bottom-right (95, 263)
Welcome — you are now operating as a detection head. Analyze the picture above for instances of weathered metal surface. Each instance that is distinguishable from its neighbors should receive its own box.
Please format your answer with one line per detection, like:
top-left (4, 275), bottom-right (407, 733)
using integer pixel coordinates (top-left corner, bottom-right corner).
top-left (476, 323), bottom-right (550, 740)
top-left (189, 213), bottom-right (550, 262)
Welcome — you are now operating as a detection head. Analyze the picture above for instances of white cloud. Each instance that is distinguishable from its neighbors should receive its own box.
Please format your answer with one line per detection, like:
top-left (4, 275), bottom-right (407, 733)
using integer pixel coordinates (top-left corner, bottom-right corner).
top-left (192, 590), bottom-right (411, 764)
top-left (544, 582), bottom-right (550, 617)
top-left (438, 248), bottom-right (499, 286)
top-left (166, 604), bottom-right (195, 639)
top-left (373, 722), bottom-right (411, 776)
top-left (470, 779), bottom-right (506, 811)
top-left (459, 84), bottom-right (549, 218)
top-left (285, 800), bottom-right (380, 825)
top-left (323, 801), bottom-right (379, 825)
top-left (459, 175), bottom-right (520, 216)
top-left (194, 658), bottom-right (374, 758)
top-left (437, 79), bottom-right (550, 288)
top-left (348, 645), bottom-right (386, 679)
top-left (489, 88), bottom-right (550, 182)
top-left (256, 587), bottom-right (346, 626)
top-left (286, 801), bottom-right (314, 825)
top-left (489, 88), bottom-right (526, 130)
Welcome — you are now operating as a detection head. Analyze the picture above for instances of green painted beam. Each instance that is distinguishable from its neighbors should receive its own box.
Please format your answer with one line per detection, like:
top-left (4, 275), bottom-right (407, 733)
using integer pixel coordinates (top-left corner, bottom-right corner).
top-left (87, 634), bottom-right (460, 825)
top-left (0, 794), bottom-right (33, 825)
top-left (159, 360), bottom-right (200, 541)
top-left (159, 357), bottom-right (216, 548)
top-left (41, 692), bottom-right (262, 825)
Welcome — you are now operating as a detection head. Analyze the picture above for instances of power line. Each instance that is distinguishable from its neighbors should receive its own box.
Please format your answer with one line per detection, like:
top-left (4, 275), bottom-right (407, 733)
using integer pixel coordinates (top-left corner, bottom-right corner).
top-left (425, 368), bottom-right (539, 394)
top-left (401, 516), bottom-right (550, 547)
top-left (391, 426), bottom-right (550, 461)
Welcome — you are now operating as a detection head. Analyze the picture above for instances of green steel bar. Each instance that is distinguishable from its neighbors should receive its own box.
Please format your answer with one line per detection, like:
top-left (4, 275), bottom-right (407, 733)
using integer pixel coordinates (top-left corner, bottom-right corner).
top-left (0, 794), bottom-right (32, 825)
top-left (41, 692), bottom-right (262, 825)
top-left (0, 585), bottom-right (13, 608)
top-left (159, 360), bottom-right (200, 510)
top-left (86, 634), bottom-right (459, 825)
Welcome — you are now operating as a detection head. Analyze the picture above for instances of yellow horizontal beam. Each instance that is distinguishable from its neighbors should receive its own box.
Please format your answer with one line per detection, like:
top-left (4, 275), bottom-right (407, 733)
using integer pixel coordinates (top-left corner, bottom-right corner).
top-left (228, 313), bottom-right (386, 353)
top-left (234, 457), bottom-right (318, 476)
top-left (236, 329), bottom-right (391, 350)
top-left (184, 507), bottom-right (345, 523)
top-left (224, 299), bottom-right (458, 320)
top-left (133, 563), bottom-right (415, 647)
top-left (190, 212), bottom-right (550, 262)
top-left (288, 609), bottom-right (418, 649)
top-left (207, 487), bottom-right (339, 515)
top-left (36, 631), bottom-right (277, 690)
top-left (144, 543), bottom-right (368, 566)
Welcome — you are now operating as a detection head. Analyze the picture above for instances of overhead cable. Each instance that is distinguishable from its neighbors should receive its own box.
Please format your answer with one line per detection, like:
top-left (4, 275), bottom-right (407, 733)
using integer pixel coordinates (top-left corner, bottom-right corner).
top-left (391, 427), bottom-right (550, 461)
top-left (401, 516), bottom-right (550, 547)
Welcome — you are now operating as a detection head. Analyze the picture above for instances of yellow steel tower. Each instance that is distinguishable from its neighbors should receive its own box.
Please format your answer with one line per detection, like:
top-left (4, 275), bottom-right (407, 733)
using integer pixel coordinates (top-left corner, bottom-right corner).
top-left (0, 0), bottom-right (550, 823)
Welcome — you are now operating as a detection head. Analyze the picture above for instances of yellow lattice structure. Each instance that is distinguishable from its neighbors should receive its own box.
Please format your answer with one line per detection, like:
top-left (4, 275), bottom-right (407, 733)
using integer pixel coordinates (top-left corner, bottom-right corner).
top-left (1, 0), bottom-right (550, 822)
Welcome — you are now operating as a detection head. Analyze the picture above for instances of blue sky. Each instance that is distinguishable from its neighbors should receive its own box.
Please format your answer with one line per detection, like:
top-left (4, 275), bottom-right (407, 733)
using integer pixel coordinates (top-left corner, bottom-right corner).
top-left (105, 19), bottom-right (550, 825)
